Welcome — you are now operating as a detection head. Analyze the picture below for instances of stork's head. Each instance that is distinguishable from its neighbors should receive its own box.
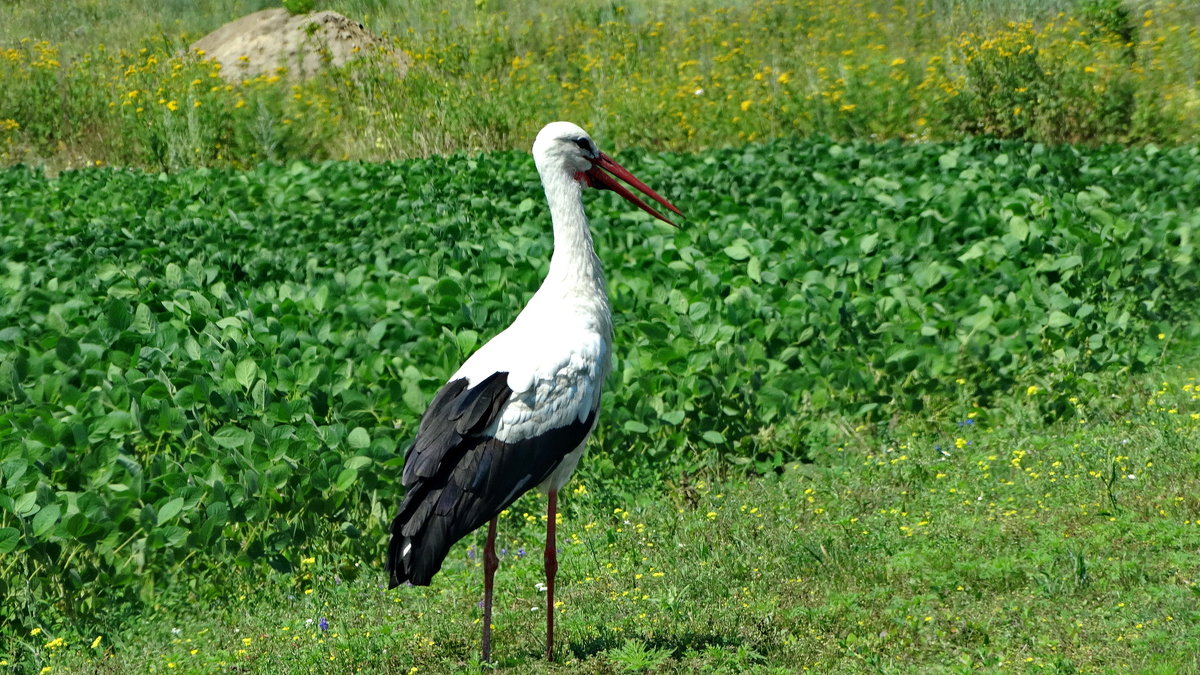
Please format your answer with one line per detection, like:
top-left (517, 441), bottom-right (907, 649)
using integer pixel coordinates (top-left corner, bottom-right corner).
top-left (533, 121), bottom-right (684, 226)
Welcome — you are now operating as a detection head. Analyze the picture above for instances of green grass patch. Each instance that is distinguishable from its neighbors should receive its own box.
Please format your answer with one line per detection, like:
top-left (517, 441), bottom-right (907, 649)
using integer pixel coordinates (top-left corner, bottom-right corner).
top-left (10, 357), bottom-right (1200, 672)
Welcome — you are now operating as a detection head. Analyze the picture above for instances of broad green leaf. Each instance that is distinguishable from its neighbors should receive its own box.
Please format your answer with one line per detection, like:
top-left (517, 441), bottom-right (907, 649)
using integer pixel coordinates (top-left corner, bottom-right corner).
top-left (344, 456), bottom-right (372, 470)
top-left (14, 492), bottom-right (38, 517)
top-left (157, 498), bottom-right (184, 525)
top-left (660, 410), bottom-right (686, 425)
top-left (859, 233), bottom-right (880, 254)
top-left (213, 426), bottom-right (254, 449)
top-left (334, 468), bottom-right (358, 491)
top-left (32, 504), bottom-right (61, 538)
top-left (347, 427), bottom-right (370, 449)
top-left (92, 411), bottom-right (136, 440)
top-left (132, 303), bottom-right (154, 334)
top-left (314, 285), bottom-right (330, 312)
top-left (235, 359), bottom-right (258, 389)
top-left (0, 527), bottom-right (19, 554)
top-left (723, 244), bottom-right (751, 261)
top-left (958, 242), bottom-right (986, 262)
top-left (366, 320), bottom-right (388, 347)
top-left (1047, 311), bottom-right (1073, 328)
top-left (1008, 216), bottom-right (1029, 242)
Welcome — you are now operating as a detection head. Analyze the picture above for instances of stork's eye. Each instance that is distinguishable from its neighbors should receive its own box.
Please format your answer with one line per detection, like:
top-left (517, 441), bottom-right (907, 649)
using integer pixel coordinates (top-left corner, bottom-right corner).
top-left (573, 138), bottom-right (592, 153)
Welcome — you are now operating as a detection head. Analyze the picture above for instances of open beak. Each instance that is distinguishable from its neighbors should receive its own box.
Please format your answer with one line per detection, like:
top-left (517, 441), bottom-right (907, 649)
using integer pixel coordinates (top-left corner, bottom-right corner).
top-left (583, 153), bottom-right (685, 227)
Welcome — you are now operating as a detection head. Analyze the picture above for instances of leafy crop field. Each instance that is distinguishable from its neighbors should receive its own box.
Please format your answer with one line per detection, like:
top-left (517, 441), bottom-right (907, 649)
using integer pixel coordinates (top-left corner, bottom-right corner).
top-left (2, 137), bottom-right (1199, 668)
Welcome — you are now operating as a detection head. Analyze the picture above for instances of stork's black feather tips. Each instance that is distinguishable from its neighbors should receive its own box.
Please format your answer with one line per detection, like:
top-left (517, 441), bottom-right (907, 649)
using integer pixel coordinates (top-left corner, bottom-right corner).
top-left (387, 373), bottom-right (596, 588)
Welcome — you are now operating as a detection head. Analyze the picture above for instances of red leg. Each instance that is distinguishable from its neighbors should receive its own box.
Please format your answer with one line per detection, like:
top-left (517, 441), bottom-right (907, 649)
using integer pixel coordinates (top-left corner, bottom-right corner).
top-left (544, 490), bottom-right (558, 661)
top-left (482, 517), bottom-right (499, 663)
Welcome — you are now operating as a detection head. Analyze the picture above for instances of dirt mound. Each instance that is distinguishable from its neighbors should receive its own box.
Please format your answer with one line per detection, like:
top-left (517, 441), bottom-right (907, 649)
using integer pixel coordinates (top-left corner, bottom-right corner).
top-left (190, 8), bottom-right (407, 83)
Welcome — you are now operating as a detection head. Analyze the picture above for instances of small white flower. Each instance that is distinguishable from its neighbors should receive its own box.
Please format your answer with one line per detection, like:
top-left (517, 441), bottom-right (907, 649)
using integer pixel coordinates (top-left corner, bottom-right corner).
top-left (1127, 474), bottom-right (1137, 480)
top-left (694, 88), bottom-right (704, 96)
top-left (530, 606), bottom-right (540, 612)
top-left (535, 582), bottom-right (547, 593)
top-left (171, 627), bottom-right (182, 636)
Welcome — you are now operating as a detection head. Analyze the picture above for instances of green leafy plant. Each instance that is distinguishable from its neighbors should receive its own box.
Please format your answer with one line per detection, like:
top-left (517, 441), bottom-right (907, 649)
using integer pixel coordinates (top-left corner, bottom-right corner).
top-left (606, 639), bottom-right (674, 672)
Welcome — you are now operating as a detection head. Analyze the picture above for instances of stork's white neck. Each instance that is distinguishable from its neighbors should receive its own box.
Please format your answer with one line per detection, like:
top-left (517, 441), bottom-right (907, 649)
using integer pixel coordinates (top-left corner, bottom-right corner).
top-left (536, 170), bottom-right (608, 304)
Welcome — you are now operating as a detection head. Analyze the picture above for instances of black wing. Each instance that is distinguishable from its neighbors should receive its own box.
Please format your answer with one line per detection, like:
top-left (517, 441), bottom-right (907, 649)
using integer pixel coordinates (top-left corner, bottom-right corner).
top-left (387, 371), bottom-right (596, 587)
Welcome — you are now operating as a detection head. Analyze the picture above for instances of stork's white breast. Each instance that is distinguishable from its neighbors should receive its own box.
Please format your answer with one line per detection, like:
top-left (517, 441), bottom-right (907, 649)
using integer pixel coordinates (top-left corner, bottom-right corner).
top-left (452, 321), bottom-right (609, 444)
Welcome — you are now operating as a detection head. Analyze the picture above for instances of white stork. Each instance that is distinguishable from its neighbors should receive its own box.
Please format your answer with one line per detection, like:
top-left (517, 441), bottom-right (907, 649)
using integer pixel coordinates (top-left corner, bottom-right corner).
top-left (386, 121), bottom-right (683, 662)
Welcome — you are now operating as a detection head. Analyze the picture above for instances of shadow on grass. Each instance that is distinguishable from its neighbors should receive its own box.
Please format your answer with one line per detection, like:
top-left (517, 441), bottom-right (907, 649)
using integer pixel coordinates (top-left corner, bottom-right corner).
top-left (566, 627), bottom-right (742, 660)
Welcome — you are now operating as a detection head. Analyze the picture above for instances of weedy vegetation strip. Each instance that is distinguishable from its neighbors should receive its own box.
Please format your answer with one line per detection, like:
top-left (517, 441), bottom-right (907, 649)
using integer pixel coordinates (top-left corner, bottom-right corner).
top-left (0, 138), bottom-right (1198, 634)
top-left (2, 0), bottom-right (1199, 168)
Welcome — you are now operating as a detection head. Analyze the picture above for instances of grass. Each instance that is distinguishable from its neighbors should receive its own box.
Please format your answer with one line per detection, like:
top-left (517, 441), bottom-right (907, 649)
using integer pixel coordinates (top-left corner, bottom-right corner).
top-left (16, 350), bottom-right (1200, 673)
top-left (2, 0), bottom-right (1199, 169)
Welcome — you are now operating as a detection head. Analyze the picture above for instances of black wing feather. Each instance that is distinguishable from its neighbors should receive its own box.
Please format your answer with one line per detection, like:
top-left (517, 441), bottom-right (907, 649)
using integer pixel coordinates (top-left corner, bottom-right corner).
top-left (387, 372), bottom-right (596, 587)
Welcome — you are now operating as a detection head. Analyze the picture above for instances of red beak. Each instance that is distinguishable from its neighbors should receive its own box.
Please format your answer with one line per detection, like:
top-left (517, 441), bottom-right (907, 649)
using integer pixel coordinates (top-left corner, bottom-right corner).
top-left (583, 153), bottom-right (684, 227)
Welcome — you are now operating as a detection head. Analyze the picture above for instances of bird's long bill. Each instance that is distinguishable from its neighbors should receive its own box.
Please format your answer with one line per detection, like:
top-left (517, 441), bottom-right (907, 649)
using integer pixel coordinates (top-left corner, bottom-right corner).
top-left (586, 153), bottom-right (685, 226)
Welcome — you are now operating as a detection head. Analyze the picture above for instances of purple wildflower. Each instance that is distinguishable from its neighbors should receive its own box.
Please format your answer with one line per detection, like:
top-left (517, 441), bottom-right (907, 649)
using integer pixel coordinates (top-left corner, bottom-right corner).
top-left (318, 617), bottom-right (329, 631)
